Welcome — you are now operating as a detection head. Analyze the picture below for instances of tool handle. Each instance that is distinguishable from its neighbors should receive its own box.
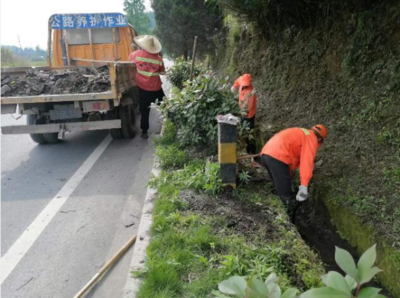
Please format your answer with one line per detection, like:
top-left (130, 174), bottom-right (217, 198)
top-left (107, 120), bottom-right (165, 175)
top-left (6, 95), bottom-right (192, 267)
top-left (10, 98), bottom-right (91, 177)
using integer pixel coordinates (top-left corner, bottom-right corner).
top-left (73, 235), bottom-right (137, 298)
top-left (237, 154), bottom-right (260, 160)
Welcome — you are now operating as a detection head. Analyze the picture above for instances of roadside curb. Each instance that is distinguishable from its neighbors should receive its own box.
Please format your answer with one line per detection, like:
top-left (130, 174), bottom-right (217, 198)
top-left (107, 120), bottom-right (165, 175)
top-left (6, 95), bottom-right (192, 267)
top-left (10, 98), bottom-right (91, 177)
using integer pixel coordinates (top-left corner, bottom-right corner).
top-left (122, 68), bottom-right (170, 297)
top-left (122, 159), bottom-right (159, 298)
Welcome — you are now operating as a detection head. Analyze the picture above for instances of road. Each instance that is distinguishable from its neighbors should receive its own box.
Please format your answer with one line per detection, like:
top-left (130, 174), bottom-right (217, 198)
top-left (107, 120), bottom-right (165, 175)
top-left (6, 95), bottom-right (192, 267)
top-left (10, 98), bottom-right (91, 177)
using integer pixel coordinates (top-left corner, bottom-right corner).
top-left (1, 65), bottom-right (172, 298)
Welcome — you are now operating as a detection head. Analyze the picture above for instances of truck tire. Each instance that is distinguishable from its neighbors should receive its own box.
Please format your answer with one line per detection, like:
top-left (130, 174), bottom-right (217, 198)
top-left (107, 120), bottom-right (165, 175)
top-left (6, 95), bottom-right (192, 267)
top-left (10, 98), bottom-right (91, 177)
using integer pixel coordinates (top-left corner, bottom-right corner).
top-left (109, 103), bottom-right (136, 140)
top-left (120, 102), bottom-right (136, 139)
top-left (42, 132), bottom-right (61, 144)
top-left (27, 114), bottom-right (47, 144)
top-left (109, 107), bottom-right (123, 140)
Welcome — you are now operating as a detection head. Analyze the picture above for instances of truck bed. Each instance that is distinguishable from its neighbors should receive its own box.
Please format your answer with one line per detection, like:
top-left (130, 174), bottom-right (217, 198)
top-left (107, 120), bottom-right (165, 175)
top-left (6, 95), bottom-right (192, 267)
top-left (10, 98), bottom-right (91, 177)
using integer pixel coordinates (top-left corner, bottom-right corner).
top-left (1, 63), bottom-right (136, 105)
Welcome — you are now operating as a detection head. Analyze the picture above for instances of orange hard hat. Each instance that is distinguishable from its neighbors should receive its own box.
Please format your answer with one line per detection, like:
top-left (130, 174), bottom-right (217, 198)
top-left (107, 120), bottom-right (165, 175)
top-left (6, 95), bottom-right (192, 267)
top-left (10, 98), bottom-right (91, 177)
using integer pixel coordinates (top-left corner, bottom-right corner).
top-left (311, 124), bottom-right (328, 139)
top-left (240, 74), bottom-right (252, 86)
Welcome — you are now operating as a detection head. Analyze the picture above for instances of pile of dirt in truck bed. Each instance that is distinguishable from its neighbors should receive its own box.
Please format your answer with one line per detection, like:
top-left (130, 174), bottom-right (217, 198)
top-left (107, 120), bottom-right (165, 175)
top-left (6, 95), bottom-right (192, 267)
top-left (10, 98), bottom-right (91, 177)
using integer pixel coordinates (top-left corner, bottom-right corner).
top-left (1, 66), bottom-right (111, 97)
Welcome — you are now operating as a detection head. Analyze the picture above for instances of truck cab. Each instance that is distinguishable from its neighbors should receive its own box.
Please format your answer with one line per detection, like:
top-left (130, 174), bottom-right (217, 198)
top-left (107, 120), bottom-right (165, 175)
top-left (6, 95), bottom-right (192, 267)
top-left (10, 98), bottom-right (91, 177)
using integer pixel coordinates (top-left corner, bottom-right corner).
top-left (49, 13), bottom-right (137, 66)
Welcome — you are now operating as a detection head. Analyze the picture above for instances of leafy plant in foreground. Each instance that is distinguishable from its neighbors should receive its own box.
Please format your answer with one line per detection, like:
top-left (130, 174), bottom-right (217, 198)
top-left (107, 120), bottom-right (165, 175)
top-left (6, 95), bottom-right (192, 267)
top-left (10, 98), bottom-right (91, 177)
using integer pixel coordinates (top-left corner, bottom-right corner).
top-left (302, 244), bottom-right (384, 298)
top-left (213, 273), bottom-right (298, 298)
top-left (214, 244), bottom-right (385, 298)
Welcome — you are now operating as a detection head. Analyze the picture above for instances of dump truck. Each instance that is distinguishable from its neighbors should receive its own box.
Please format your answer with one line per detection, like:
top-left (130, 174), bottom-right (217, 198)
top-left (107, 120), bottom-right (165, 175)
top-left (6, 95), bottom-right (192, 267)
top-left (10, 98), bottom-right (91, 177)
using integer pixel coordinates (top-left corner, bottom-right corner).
top-left (1, 13), bottom-right (139, 144)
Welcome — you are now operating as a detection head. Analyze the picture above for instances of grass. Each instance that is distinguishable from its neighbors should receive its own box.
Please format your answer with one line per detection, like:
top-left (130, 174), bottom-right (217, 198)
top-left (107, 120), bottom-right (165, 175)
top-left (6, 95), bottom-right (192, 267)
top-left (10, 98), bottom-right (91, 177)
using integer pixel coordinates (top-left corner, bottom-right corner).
top-left (136, 122), bottom-right (325, 297)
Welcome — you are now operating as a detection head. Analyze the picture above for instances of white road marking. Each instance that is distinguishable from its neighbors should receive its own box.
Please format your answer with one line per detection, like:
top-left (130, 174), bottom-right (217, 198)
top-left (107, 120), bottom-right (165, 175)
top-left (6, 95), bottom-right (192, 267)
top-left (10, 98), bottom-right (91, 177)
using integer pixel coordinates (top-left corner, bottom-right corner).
top-left (0, 135), bottom-right (113, 284)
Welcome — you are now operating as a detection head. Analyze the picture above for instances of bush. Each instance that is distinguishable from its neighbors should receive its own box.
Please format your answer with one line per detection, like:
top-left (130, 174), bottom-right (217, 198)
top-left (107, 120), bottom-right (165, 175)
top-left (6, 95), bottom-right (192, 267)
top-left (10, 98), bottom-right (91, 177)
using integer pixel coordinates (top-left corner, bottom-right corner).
top-left (167, 58), bottom-right (203, 90)
top-left (161, 70), bottom-right (243, 148)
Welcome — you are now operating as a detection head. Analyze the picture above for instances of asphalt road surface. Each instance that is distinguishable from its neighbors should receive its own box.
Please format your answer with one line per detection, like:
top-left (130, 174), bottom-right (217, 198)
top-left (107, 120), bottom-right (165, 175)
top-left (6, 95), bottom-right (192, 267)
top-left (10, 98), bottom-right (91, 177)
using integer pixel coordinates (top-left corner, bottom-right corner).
top-left (1, 64), bottom-right (172, 298)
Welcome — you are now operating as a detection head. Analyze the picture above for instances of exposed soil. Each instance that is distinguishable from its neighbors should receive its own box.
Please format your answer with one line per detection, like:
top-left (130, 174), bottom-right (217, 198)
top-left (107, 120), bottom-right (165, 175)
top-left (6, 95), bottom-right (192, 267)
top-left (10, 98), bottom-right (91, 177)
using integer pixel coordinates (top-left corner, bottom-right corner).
top-left (178, 186), bottom-right (327, 290)
top-left (180, 188), bottom-right (284, 240)
top-left (1, 66), bottom-right (111, 97)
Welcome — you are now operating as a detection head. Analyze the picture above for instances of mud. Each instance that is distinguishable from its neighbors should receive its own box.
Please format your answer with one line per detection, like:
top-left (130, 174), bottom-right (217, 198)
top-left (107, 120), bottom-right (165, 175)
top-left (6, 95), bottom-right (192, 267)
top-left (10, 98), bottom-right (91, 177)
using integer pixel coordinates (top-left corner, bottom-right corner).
top-left (1, 66), bottom-right (111, 97)
top-left (294, 199), bottom-right (356, 271)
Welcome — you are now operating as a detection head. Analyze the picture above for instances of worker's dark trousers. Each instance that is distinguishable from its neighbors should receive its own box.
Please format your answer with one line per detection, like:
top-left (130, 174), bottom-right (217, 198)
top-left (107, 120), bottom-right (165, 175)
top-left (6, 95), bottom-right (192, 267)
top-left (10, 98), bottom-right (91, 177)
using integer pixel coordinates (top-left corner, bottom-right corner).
top-left (138, 87), bottom-right (165, 133)
top-left (242, 116), bottom-right (257, 154)
top-left (260, 154), bottom-right (297, 218)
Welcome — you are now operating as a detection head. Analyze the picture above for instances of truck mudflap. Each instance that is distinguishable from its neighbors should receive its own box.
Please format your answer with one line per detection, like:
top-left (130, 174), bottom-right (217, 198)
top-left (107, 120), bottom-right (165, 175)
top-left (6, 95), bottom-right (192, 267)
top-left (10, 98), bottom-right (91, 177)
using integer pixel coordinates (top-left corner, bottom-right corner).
top-left (1, 120), bottom-right (121, 138)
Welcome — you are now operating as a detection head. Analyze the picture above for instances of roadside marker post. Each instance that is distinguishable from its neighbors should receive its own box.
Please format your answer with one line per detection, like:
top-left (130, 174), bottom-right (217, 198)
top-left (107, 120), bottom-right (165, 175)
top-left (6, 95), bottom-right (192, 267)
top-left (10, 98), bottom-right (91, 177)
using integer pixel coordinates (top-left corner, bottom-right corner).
top-left (217, 114), bottom-right (240, 189)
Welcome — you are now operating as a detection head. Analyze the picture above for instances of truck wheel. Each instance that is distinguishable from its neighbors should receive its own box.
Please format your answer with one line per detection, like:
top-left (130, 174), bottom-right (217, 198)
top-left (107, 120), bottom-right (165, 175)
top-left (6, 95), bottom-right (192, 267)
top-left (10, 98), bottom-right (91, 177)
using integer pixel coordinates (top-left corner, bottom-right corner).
top-left (110, 128), bottom-right (123, 139)
top-left (109, 108), bottom-right (123, 140)
top-left (27, 114), bottom-right (47, 144)
top-left (42, 133), bottom-right (61, 144)
top-left (120, 103), bottom-right (136, 139)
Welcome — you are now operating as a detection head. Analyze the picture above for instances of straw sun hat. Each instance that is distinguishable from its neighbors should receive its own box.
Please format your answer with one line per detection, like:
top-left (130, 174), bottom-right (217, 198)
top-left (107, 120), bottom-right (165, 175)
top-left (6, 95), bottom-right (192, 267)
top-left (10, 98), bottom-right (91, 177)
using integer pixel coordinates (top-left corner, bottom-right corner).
top-left (134, 35), bottom-right (162, 54)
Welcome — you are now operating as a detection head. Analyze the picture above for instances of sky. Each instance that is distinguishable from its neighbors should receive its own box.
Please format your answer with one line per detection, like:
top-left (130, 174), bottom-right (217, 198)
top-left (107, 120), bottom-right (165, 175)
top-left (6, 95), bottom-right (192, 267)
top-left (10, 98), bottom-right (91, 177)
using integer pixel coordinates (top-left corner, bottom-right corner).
top-left (1, 0), bottom-right (152, 49)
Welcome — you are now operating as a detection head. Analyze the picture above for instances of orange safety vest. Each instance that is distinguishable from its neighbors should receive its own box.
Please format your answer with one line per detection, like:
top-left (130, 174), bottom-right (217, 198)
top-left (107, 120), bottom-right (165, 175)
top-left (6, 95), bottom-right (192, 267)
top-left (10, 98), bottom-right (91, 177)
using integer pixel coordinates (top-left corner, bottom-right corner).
top-left (233, 77), bottom-right (257, 118)
top-left (261, 128), bottom-right (321, 186)
top-left (129, 50), bottom-right (165, 91)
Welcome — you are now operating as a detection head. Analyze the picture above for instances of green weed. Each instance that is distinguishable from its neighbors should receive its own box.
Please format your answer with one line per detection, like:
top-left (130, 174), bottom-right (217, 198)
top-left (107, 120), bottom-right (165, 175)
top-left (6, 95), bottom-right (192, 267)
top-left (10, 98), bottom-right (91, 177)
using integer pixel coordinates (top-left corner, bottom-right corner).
top-left (150, 160), bottom-right (223, 196)
top-left (238, 171), bottom-right (251, 185)
top-left (154, 119), bottom-right (177, 146)
top-left (155, 145), bottom-right (187, 169)
top-left (137, 261), bottom-right (182, 298)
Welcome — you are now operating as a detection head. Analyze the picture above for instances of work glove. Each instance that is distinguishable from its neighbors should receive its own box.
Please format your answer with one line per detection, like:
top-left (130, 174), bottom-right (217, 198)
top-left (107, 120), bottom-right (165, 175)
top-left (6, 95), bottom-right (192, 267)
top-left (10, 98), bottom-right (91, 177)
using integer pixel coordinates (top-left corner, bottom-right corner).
top-left (296, 185), bottom-right (308, 201)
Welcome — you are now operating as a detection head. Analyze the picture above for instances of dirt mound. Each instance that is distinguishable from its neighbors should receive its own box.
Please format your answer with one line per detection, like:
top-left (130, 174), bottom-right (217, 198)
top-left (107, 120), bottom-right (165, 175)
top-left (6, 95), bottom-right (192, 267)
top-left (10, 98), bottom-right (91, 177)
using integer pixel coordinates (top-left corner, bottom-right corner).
top-left (1, 66), bottom-right (111, 97)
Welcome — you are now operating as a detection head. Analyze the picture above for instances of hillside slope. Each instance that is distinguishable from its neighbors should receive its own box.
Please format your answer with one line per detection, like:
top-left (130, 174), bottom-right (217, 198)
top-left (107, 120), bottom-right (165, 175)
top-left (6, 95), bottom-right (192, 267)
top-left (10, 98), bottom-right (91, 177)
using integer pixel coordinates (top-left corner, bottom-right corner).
top-left (213, 2), bottom-right (400, 295)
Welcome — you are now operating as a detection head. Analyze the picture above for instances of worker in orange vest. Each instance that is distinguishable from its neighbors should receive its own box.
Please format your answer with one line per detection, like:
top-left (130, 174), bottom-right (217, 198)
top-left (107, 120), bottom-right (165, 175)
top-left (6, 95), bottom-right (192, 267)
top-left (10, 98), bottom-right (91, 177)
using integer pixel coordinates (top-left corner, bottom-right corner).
top-left (129, 35), bottom-right (165, 139)
top-left (260, 125), bottom-right (328, 214)
top-left (231, 74), bottom-right (257, 154)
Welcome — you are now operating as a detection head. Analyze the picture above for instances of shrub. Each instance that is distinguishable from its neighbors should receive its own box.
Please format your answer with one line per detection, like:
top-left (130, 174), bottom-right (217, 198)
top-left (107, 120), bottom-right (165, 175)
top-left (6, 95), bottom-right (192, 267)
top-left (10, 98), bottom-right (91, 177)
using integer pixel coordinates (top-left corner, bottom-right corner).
top-left (167, 58), bottom-right (204, 90)
top-left (161, 70), bottom-right (243, 148)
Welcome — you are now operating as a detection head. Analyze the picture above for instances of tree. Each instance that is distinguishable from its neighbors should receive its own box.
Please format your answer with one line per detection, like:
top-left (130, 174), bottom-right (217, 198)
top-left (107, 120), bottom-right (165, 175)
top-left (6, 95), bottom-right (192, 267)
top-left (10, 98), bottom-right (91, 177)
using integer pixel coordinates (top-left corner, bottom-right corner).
top-left (1, 48), bottom-right (16, 66)
top-left (124, 0), bottom-right (152, 35)
top-left (152, 0), bottom-right (222, 60)
top-left (1, 47), bottom-right (33, 67)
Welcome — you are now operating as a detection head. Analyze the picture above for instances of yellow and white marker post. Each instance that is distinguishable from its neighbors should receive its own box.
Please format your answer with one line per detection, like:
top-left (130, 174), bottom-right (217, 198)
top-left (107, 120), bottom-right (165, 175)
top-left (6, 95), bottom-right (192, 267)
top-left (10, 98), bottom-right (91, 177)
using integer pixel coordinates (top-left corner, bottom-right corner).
top-left (217, 114), bottom-right (240, 189)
